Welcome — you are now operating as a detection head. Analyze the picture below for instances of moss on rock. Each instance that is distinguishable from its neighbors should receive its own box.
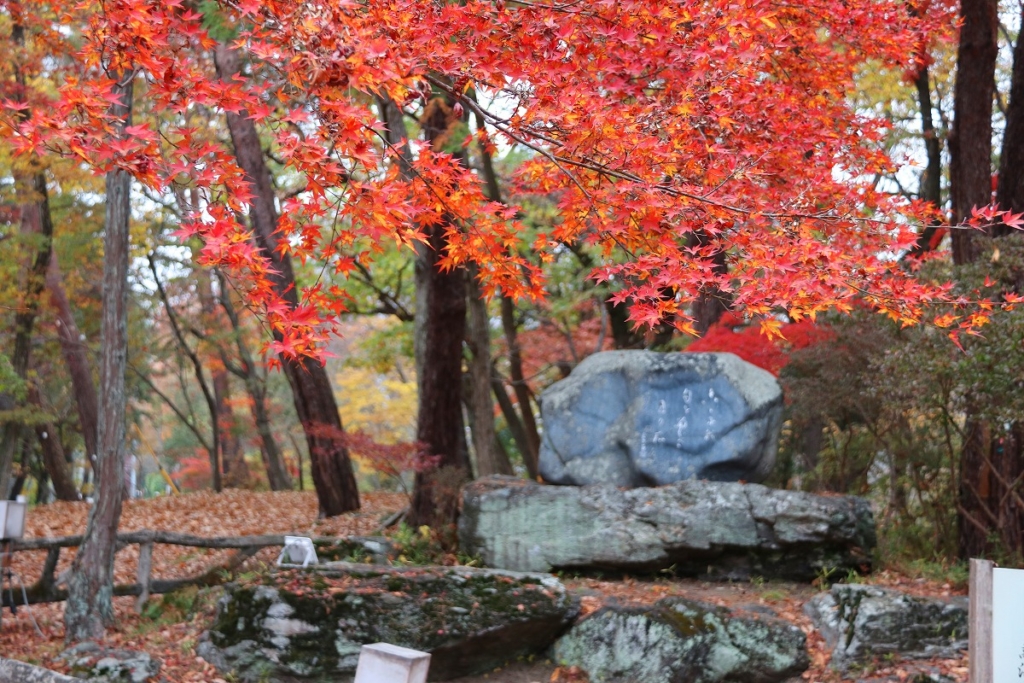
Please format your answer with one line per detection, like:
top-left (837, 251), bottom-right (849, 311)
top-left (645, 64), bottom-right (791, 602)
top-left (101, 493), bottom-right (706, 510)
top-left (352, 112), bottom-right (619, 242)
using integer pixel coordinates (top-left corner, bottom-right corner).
top-left (198, 563), bottom-right (577, 682)
top-left (553, 597), bottom-right (808, 683)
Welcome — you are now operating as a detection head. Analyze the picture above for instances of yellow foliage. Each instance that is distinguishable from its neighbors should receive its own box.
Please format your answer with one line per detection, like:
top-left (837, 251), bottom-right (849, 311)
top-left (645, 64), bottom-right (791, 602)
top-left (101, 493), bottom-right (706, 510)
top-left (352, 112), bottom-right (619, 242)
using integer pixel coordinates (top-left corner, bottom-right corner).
top-left (334, 365), bottom-right (417, 445)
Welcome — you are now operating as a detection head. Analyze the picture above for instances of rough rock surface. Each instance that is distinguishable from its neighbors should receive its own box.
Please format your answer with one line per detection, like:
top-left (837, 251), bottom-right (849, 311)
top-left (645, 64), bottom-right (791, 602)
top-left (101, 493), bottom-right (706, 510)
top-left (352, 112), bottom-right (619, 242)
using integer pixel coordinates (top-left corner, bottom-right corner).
top-left (0, 658), bottom-right (83, 683)
top-left (804, 585), bottom-right (968, 671)
top-left (59, 642), bottom-right (160, 683)
top-left (539, 351), bottom-right (783, 487)
top-left (460, 476), bottom-right (875, 580)
top-left (198, 563), bottom-right (577, 681)
top-left (553, 597), bottom-right (809, 683)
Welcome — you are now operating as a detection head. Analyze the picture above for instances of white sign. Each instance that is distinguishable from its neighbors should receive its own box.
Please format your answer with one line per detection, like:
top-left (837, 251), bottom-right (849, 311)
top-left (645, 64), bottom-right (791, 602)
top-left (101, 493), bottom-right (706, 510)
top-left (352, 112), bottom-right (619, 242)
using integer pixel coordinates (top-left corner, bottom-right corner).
top-left (276, 536), bottom-right (318, 568)
top-left (993, 567), bottom-right (1024, 682)
top-left (354, 643), bottom-right (430, 683)
top-left (0, 500), bottom-right (26, 540)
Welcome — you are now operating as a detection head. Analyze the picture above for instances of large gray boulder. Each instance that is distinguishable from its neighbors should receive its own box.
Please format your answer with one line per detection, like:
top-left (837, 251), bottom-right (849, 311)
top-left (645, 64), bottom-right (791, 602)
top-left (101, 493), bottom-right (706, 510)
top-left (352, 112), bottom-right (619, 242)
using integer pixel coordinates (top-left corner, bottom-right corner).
top-left (459, 476), bottom-right (875, 580)
top-left (539, 351), bottom-right (783, 487)
top-left (553, 597), bottom-right (809, 683)
top-left (198, 563), bottom-right (577, 681)
top-left (804, 584), bottom-right (968, 671)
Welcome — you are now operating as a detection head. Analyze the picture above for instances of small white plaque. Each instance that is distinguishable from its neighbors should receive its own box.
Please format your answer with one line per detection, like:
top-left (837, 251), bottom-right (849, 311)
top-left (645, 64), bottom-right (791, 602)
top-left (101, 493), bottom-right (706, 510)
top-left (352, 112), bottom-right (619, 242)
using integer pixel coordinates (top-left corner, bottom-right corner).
top-left (353, 643), bottom-right (430, 683)
top-left (276, 536), bottom-right (318, 568)
top-left (993, 567), bottom-right (1024, 682)
top-left (0, 500), bottom-right (26, 540)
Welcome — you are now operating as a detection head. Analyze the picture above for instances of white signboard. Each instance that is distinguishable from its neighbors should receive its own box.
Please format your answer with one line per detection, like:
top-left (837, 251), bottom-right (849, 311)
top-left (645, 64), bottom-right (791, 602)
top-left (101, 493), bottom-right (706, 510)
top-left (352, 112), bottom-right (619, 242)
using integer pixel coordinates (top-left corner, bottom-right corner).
top-left (993, 567), bottom-right (1024, 683)
top-left (354, 643), bottom-right (430, 683)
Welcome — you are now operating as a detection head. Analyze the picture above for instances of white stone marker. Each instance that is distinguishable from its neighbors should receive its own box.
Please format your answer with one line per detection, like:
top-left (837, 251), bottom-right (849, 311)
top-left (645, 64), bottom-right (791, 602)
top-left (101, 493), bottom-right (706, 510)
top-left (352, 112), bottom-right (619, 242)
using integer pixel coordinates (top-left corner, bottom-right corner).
top-left (353, 643), bottom-right (430, 683)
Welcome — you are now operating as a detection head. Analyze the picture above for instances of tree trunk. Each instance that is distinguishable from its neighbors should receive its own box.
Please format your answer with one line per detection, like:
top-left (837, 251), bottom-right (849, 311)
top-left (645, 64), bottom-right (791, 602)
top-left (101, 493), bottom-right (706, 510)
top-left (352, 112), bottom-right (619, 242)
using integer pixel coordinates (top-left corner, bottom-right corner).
top-left (197, 269), bottom-right (249, 487)
top-left (997, 6), bottom-right (1024, 220)
top-left (214, 271), bottom-right (292, 491)
top-left (468, 105), bottom-right (538, 476)
top-left (948, 0), bottom-right (997, 263)
top-left (35, 423), bottom-right (78, 502)
top-left (47, 253), bottom-right (99, 468)
top-left (949, 0), bottom-right (998, 560)
top-left (911, 67), bottom-right (946, 254)
top-left (466, 274), bottom-right (512, 477)
top-left (377, 94), bottom-right (472, 526)
top-left (499, 295), bottom-right (540, 478)
top-left (405, 95), bottom-right (472, 529)
top-left (377, 96), bottom-right (434, 404)
top-left (955, 4), bottom-right (1024, 560)
top-left (214, 45), bottom-right (358, 515)
top-left (688, 232), bottom-right (730, 337)
top-left (26, 384), bottom-right (77, 501)
top-left (64, 77), bottom-right (133, 643)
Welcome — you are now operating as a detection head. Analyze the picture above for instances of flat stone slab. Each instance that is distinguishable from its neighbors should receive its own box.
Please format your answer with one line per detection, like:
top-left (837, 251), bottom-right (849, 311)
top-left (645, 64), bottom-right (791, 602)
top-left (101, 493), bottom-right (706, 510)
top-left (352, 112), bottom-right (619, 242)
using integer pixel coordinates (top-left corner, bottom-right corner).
top-left (0, 658), bottom-right (83, 683)
top-left (198, 563), bottom-right (578, 681)
top-left (59, 643), bottom-right (160, 683)
top-left (539, 351), bottom-right (783, 487)
top-left (459, 476), bottom-right (875, 581)
top-left (804, 584), bottom-right (968, 671)
top-left (553, 597), bottom-right (809, 683)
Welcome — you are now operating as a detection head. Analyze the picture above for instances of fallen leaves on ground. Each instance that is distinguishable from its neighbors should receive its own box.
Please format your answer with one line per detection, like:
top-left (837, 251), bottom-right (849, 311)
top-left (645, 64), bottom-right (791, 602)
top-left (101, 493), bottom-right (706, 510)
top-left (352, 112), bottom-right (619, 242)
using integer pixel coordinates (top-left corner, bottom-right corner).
top-left (8, 489), bottom-right (405, 592)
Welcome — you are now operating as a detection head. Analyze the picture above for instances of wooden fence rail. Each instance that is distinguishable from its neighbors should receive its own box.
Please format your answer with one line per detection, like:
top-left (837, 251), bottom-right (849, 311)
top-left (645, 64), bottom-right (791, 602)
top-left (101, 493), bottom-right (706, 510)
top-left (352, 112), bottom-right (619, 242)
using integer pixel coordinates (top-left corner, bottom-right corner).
top-left (1, 533), bottom-right (379, 611)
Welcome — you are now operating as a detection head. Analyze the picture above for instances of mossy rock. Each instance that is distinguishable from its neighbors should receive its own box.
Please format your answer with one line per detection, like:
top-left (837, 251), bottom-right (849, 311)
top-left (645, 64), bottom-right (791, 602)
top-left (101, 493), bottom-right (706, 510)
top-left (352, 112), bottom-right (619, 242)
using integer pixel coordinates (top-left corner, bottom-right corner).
top-left (553, 597), bottom-right (808, 683)
top-left (460, 476), bottom-right (876, 581)
top-left (804, 585), bottom-right (968, 671)
top-left (197, 563), bottom-right (577, 681)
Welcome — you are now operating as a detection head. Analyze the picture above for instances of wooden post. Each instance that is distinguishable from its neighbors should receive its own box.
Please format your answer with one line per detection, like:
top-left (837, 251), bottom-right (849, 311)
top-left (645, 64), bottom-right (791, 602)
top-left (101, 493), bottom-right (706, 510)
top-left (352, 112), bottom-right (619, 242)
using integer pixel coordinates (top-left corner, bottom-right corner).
top-left (38, 547), bottom-right (60, 592)
top-left (970, 558), bottom-right (994, 683)
top-left (135, 542), bottom-right (153, 613)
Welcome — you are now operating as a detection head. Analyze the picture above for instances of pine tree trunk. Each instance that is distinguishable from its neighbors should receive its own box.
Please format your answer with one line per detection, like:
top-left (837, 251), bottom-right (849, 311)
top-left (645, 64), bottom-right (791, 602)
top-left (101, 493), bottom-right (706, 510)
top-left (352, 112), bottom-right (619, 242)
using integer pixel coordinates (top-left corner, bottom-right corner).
top-left (64, 77), bottom-right (133, 643)
top-left (214, 45), bottom-right (358, 515)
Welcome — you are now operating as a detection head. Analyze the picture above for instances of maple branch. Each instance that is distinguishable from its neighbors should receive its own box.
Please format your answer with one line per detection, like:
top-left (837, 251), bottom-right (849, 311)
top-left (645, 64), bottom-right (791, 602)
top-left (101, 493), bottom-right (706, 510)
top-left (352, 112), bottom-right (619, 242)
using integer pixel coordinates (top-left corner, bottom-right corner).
top-left (349, 259), bottom-right (414, 321)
